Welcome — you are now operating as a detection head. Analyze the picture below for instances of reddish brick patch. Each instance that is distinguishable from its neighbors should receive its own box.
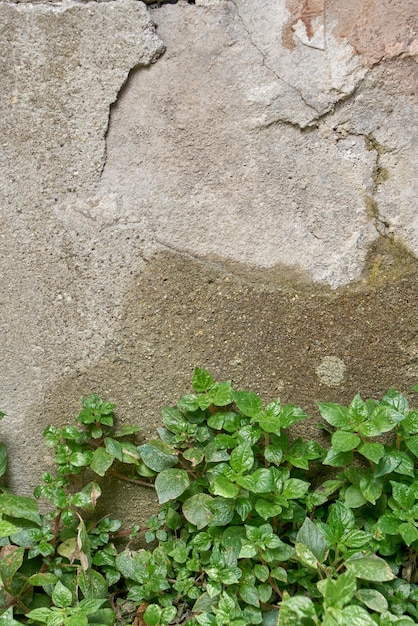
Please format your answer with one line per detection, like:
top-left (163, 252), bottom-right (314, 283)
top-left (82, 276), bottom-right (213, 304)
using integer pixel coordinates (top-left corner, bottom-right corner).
top-left (283, 0), bottom-right (417, 66)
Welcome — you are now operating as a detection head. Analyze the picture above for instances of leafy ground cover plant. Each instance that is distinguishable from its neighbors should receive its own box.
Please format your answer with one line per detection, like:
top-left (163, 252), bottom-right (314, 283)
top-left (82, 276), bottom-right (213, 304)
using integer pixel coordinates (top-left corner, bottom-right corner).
top-left (1, 371), bottom-right (418, 625)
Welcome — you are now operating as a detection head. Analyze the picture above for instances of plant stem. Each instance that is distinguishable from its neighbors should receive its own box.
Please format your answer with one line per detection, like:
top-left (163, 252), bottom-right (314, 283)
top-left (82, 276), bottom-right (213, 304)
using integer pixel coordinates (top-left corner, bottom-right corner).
top-left (108, 468), bottom-right (155, 488)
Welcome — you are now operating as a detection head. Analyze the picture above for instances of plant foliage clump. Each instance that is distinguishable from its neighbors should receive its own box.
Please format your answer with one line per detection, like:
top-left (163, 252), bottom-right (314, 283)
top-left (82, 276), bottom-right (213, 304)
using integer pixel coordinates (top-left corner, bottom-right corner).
top-left (1, 370), bottom-right (418, 625)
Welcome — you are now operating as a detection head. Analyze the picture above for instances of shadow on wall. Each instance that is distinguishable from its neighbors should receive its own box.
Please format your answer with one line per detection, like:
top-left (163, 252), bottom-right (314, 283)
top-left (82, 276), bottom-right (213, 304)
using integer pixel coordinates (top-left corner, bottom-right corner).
top-left (39, 236), bottom-right (418, 524)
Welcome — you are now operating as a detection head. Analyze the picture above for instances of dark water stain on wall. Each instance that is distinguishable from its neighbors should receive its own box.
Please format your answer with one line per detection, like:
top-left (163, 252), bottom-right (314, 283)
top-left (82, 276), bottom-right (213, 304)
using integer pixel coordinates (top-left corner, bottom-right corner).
top-left (41, 236), bottom-right (418, 523)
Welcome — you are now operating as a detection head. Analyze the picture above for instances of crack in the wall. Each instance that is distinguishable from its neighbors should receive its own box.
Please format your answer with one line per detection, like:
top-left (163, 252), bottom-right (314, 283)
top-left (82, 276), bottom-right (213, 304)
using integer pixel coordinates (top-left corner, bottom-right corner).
top-left (325, 124), bottom-right (393, 241)
top-left (229, 0), bottom-right (322, 128)
top-left (145, 0), bottom-right (195, 6)
top-left (101, 48), bottom-right (165, 180)
top-left (228, 0), bottom-right (371, 131)
top-left (363, 135), bottom-right (393, 239)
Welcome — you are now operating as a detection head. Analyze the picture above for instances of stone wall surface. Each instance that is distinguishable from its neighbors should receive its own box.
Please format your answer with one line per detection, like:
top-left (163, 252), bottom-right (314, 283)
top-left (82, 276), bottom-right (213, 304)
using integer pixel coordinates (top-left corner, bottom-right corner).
top-left (0, 0), bottom-right (417, 521)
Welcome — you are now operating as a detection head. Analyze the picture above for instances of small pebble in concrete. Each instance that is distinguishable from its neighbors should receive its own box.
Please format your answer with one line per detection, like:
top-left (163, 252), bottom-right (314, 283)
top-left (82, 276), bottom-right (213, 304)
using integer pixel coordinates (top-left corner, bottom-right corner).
top-left (316, 356), bottom-right (346, 387)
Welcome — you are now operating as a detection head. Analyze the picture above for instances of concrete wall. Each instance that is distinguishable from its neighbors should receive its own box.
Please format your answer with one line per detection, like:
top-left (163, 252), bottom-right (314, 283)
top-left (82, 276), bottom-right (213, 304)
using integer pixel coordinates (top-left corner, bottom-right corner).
top-left (0, 0), bottom-right (417, 521)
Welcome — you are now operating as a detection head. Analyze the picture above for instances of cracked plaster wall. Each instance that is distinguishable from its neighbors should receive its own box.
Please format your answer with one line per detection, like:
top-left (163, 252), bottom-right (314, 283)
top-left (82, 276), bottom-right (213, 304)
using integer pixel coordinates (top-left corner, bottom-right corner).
top-left (0, 0), bottom-right (417, 516)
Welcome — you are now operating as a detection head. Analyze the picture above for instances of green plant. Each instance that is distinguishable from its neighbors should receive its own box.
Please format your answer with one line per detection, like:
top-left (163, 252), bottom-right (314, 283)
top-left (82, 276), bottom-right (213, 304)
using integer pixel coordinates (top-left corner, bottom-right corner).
top-left (1, 372), bottom-right (418, 625)
top-left (0, 397), bottom-right (148, 625)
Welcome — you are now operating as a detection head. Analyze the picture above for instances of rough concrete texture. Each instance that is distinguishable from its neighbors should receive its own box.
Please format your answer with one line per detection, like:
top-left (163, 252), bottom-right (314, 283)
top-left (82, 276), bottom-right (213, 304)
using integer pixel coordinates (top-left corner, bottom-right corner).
top-left (0, 0), bottom-right (417, 523)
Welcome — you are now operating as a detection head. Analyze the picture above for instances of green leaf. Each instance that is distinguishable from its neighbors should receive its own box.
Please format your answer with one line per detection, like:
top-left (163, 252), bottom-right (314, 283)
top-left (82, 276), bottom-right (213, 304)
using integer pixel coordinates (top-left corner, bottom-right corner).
top-left (0, 520), bottom-right (18, 538)
top-left (278, 404), bottom-right (308, 429)
top-left (69, 450), bottom-right (93, 467)
top-left (331, 431), bottom-right (360, 453)
top-left (222, 526), bottom-right (245, 554)
top-left (78, 569), bottom-right (108, 599)
top-left (183, 493), bottom-right (213, 529)
top-left (211, 382), bottom-right (235, 407)
top-left (77, 515), bottom-right (91, 571)
top-left (345, 553), bottom-right (396, 581)
top-left (183, 447), bottom-right (205, 466)
top-left (357, 420), bottom-right (381, 438)
top-left (285, 439), bottom-right (323, 468)
top-left (369, 404), bottom-right (406, 434)
top-left (143, 604), bottom-right (162, 626)
top-left (196, 613), bottom-right (217, 626)
top-left (378, 513), bottom-right (401, 535)
top-left (317, 569), bottom-right (357, 609)
top-left (52, 580), bottom-right (73, 608)
top-left (0, 444), bottom-right (7, 478)
top-left (240, 584), bottom-right (260, 608)
top-left (237, 468), bottom-right (274, 494)
top-left (259, 402), bottom-right (306, 435)
top-left (342, 529), bottom-right (371, 548)
top-left (282, 478), bottom-right (310, 500)
top-left (155, 469), bottom-right (190, 504)
top-left (57, 536), bottom-right (78, 560)
top-left (201, 443), bottom-right (228, 465)
top-left (399, 522), bottom-right (418, 545)
top-left (405, 434), bottom-right (418, 457)
top-left (258, 411), bottom-right (282, 436)
top-left (236, 497), bottom-right (253, 522)
top-left (192, 368), bottom-right (214, 392)
top-left (382, 389), bottom-right (409, 415)
top-left (318, 403), bottom-right (351, 428)
top-left (390, 481), bottom-right (415, 510)
top-left (402, 409), bottom-right (418, 435)
top-left (270, 567), bottom-right (287, 583)
top-left (25, 608), bottom-right (53, 624)
top-left (254, 499), bottom-right (283, 520)
top-left (74, 481), bottom-right (102, 512)
top-left (113, 424), bottom-right (141, 437)
top-left (330, 604), bottom-right (378, 625)
top-left (348, 394), bottom-right (370, 421)
top-left (359, 474), bottom-right (383, 504)
top-left (115, 549), bottom-right (150, 583)
top-left (162, 407), bottom-right (187, 434)
top-left (0, 608), bottom-right (27, 625)
top-left (138, 441), bottom-right (178, 472)
top-left (295, 543), bottom-right (318, 569)
top-left (86, 608), bottom-right (116, 625)
top-left (277, 592), bottom-right (317, 625)
top-left (386, 450), bottom-right (415, 477)
top-left (104, 437), bottom-right (123, 461)
top-left (209, 497), bottom-right (235, 526)
top-left (230, 444), bottom-right (254, 474)
top-left (234, 391), bottom-right (263, 418)
top-left (162, 607), bottom-right (178, 624)
top-left (296, 518), bottom-right (329, 562)
top-left (309, 479), bottom-right (344, 507)
top-left (90, 448), bottom-right (114, 476)
top-left (67, 617), bottom-right (88, 626)
top-left (212, 476), bottom-right (239, 498)
top-left (177, 394), bottom-right (200, 412)
top-left (264, 444), bottom-right (284, 465)
top-left (374, 452), bottom-right (401, 477)
top-left (75, 598), bottom-right (107, 615)
top-left (0, 546), bottom-right (25, 584)
top-left (237, 424), bottom-right (261, 447)
top-left (357, 442), bottom-right (385, 463)
top-left (357, 588), bottom-right (388, 613)
top-left (217, 412), bottom-right (243, 433)
top-left (254, 564), bottom-right (269, 582)
top-left (27, 572), bottom-right (58, 586)
top-left (261, 611), bottom-right (279, 626)
top-left (0, 494), bottom-right (41, 526)
top-left (327, 502), bottom-right (355, 539)
top-left (322, 448), bottom-right (354, 467)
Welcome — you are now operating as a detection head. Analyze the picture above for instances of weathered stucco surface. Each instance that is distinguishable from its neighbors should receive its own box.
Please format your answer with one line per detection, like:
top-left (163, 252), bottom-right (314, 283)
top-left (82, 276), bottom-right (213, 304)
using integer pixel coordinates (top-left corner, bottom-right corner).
top-left (0, 0), bottom-right (417, 521)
